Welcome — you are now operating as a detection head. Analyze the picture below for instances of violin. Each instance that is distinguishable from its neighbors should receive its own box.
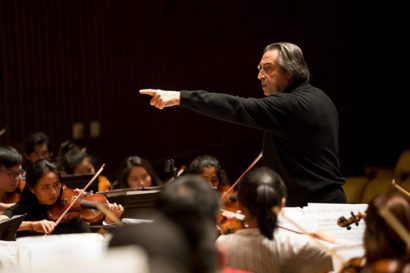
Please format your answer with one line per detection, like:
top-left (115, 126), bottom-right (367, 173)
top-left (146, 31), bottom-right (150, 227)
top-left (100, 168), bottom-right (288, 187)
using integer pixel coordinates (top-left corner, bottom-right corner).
top-left (339, 257), bottom-right (410, 273)
top-left (337, 212), bottom-right (362, 230)
top-left (339, 257), bottom-right (366, 273)
top-left (47, 187), bottom-right (109, 224)
top-left (217, 152), bottom-right (262, 235)
top-left (4, 178), bottom-right (26, 203)
top-left (218, 188), bottom-right (245, 234)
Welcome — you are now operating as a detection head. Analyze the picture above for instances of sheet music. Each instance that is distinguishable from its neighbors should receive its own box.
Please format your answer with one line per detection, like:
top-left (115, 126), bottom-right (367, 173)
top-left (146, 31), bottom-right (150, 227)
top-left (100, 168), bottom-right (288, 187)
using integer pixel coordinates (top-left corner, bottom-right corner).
top-left (278, 207), bottom-right (320, 233)
top-left (305, 203), bottom-right (368, 245)
top-left (0, 240), bottom-right (17, 269)
top-left (16, 233), bottom-right (105, 271)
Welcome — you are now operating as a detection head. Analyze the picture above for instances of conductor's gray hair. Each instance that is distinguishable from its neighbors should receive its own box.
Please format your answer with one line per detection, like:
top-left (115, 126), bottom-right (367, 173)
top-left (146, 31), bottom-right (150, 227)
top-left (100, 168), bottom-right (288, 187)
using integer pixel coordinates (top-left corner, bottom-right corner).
top-left (264, 42), bottom-right (310, 82)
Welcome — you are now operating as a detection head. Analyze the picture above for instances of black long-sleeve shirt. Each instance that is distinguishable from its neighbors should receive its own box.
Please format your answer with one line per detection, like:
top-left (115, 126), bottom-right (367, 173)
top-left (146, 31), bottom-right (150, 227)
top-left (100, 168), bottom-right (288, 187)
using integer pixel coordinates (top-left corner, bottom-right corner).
top-left (180, 81), bottom-right (346, 207)
top-left (3, 194), bottom-right (90, 237)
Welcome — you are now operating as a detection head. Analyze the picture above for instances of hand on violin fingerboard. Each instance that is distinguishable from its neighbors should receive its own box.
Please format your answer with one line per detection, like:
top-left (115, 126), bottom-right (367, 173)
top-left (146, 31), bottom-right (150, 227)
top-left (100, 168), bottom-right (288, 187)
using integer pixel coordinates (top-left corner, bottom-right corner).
top-left (139, 89), bottom-right (181, 109)
top-left (104, 203), bottom-right (124, 224)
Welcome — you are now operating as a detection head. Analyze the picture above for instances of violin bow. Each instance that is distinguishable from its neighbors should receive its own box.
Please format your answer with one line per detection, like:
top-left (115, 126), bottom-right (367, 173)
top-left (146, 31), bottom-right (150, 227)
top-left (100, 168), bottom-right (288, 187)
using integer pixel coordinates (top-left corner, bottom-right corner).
top-left (45, 164), bottom-right (106, 235)
top-left (392, 179), bottom-right (410, 198)
top-left (166, 165), bottom-right (186, 184)
top-left (279, 211), bottom-right (346, 264)
top-left (221, 151), bottom-right (262, 201)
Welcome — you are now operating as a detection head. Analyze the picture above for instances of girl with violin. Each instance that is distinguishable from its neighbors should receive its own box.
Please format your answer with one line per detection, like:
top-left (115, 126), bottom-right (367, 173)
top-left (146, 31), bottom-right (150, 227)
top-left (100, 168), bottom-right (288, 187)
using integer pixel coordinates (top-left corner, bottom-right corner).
top-left (116, 156), bottom-right (163, 189)
top-left (339, 193), bottom-right (410, 273)
top-left (56, 140), bottom-right (112, 192)
top-left (0, 146), bottom-right (24, 210)
top-left (216, 167), bottom-right (333, 273)
top-left (0, 159), bottom-right (123, 237)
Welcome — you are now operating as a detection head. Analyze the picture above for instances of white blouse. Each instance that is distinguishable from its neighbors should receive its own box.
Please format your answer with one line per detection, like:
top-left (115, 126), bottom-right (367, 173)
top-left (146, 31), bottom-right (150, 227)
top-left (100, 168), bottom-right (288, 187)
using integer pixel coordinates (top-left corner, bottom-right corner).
top-left (216, 227), bottom-right (333, 273)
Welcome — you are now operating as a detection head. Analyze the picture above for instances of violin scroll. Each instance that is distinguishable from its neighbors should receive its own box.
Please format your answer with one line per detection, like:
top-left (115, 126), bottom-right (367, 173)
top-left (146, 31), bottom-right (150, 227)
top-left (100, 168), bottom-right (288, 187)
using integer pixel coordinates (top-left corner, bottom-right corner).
top-left (337, 211), bottom-right (362, 230)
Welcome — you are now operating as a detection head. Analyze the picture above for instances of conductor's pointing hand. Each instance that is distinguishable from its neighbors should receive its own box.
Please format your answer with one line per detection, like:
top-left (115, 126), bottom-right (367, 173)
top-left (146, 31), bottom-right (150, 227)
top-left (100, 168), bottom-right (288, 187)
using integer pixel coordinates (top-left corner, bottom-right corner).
top-left (139, 89), bottom-right (181, 110)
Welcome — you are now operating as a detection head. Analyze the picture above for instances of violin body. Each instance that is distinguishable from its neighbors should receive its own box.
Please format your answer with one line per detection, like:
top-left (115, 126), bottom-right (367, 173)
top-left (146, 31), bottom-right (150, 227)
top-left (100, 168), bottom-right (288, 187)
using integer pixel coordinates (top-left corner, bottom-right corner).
top-left (4, 179), bottom-right (26, 203)
top-left (47, 188), bottom-right (109, 224)
top-left (339, 257), bottom-right (410, 273)
top-left (218, 187), bottom-right (245, 234)
top-left (339, 257), bottom-right (366, 273)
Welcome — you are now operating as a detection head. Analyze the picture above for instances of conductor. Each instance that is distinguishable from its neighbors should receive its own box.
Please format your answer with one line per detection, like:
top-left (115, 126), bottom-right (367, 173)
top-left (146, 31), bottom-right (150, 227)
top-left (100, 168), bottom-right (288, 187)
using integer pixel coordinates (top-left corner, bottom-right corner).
top-left (140, 42), bottom-right (347, 207)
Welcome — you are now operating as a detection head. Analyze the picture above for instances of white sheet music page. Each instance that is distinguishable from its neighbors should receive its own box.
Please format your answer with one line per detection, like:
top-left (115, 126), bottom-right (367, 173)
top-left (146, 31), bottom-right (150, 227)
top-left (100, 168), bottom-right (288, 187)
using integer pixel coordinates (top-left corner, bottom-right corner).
top-left (305, 203), bottom-right (368, 245)
top-left (278, 207), bottom-right (320, 233)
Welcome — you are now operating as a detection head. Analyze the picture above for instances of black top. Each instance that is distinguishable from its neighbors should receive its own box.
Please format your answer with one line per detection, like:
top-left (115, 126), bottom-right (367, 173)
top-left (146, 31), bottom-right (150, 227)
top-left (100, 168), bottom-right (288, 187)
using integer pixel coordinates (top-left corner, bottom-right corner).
top-left (3, 191), bottom-right (90, 237)
top-left (180, 81), bottom-right (346, 207)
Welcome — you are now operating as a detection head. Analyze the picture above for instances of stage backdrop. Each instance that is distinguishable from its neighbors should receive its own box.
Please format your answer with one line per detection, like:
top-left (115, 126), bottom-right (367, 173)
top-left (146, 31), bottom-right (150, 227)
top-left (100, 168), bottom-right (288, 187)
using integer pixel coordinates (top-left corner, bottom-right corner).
top-left (1, 0), bottom-right (408, 181)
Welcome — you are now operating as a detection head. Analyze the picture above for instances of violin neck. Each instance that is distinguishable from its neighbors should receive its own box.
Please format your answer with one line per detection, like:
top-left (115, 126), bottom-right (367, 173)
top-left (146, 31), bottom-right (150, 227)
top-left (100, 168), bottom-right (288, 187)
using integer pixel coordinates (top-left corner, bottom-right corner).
top-left (80, 199), bottom-right (108, 210)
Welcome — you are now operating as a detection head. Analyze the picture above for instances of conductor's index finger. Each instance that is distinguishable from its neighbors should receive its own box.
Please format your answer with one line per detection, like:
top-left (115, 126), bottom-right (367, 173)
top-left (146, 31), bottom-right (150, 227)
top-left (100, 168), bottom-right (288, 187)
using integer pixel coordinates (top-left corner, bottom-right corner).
top-left (139, 89), bottom-right (159, 96)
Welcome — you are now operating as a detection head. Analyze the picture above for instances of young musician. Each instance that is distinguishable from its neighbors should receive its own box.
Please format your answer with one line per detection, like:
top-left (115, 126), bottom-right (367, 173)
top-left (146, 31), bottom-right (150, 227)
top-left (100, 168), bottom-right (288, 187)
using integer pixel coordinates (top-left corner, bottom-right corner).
top-left (339, 193), bottom-right (410, 272)
top-left (0, 159), bottom-right (123, 237)
top-left (216, 167), bottom-right (333, 273)
top-left (116, 156), bottom-right (163, 189)
top-left (188, 154), bottom-right (230, 193)
top-left (56, 141), bottom-right (112, 192)
top-left (0, 146), bottom-right (24, 211)
top-left (24, 131), bottom-right (52, 166)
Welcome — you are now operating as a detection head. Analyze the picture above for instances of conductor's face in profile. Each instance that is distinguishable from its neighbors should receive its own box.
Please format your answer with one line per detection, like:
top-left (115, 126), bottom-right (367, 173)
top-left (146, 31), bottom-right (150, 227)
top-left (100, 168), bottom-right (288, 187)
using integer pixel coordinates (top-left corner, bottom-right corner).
top-left (257, 49), bottom-right (293, 96)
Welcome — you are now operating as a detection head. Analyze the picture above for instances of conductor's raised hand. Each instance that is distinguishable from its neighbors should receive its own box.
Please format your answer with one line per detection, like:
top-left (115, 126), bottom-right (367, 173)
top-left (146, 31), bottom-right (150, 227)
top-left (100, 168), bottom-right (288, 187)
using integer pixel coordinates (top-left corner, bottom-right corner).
top-left (139, 89), bottom-right (180, 109)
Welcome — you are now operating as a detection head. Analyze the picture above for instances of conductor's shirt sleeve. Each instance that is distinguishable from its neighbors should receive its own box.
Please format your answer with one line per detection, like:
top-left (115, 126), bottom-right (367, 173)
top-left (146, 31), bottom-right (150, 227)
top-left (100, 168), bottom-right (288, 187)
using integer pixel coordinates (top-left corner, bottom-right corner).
top-left (180, 90), bottom-right (292, 133)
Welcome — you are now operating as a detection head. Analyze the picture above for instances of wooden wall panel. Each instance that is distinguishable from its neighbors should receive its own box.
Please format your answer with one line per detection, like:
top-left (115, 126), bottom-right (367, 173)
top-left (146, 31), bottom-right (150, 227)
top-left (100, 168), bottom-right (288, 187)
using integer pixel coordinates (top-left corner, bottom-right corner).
top-left (1, 0), bottom-right (409, 180)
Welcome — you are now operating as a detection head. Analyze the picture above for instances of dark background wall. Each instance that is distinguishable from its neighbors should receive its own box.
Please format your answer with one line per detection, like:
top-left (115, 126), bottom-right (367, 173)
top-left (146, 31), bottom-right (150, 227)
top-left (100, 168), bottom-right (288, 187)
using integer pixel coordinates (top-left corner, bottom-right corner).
top-left (1, 0), bottom-right (408, 182)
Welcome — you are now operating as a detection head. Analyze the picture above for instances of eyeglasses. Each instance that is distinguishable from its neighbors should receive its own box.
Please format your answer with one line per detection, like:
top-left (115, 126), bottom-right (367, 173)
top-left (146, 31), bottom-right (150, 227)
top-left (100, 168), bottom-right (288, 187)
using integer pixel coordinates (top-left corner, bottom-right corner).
top-left (0, 169), bottom-right (22, 179)
top-left (257, 63), bottom-right (274, 74)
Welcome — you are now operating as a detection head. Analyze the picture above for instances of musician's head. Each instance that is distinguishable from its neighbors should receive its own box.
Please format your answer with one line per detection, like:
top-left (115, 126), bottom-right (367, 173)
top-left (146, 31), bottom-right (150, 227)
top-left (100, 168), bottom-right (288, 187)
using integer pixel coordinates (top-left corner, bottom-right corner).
top-left (188, 154), bottom-right (229, 190)
top-left (118, 156), bottom-right (162, 188)
top-left (238, 167), bottom-right (287, 240)
top-left (109, 212), bottom-right (190, 273)
top-left (24, 131), bottom-right (52, 164)
top-left (24, 159), bottom-right (62, 205)
top-left (364, 193), bottom-right (410, 264)
top-left (56, 140), bottom-right (95, 175)
top-left (156, 175), bottom-right (220, 273)
top-left (0, 146), bottom-right (22, 193)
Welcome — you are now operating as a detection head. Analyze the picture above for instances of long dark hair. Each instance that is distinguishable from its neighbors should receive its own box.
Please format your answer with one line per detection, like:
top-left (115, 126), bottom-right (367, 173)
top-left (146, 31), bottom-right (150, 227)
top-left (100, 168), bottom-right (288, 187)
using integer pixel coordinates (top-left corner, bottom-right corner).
top-left (117, 156), bottom-right (163, 188)
top-left (188, 154), bottom-right (229, 189)
top-left (364, 193), bottom-right (410, 264)
top-left (20, 159), bottom-right (61, 204)
top-left (238, 167), bottom-right (287, 239)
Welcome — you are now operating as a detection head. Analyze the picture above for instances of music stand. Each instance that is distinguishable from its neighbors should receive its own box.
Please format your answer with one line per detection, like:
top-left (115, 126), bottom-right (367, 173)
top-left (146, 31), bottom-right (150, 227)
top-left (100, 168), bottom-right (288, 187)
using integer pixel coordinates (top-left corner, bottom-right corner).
top-left (101, 187), bottom-right (162, 218)
top-left (0, 214), bottom-right (27, 241)
top-left (61, 174), bottom-right (99, 193)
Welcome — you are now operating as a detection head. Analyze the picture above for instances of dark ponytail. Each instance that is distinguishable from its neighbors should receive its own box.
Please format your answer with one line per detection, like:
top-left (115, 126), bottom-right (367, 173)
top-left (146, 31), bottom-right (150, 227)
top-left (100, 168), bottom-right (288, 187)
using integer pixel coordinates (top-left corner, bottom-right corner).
top-left (238, 167), bottom-right (287, 239)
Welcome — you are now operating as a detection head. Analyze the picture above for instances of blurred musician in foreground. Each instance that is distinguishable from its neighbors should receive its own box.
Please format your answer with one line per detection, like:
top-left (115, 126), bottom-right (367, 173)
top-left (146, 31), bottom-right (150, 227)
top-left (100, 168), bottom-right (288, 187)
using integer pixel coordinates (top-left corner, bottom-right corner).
top-left (0, 146), bottom-right (24, 211)
top-left (0, 159), bottom-right (123, 237)
top-left (339, 193), bottom-right (410, 273)
top-left (109, 211), bottom-right (191, 273)
top-left (187, 154), bottom-right (230, 193)
top-left (116, 156), bottom-right (163, 189)
top-left (155, 175), bottom-right (220, 273)
top-left (216, 167), bottom-right (333, 273)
